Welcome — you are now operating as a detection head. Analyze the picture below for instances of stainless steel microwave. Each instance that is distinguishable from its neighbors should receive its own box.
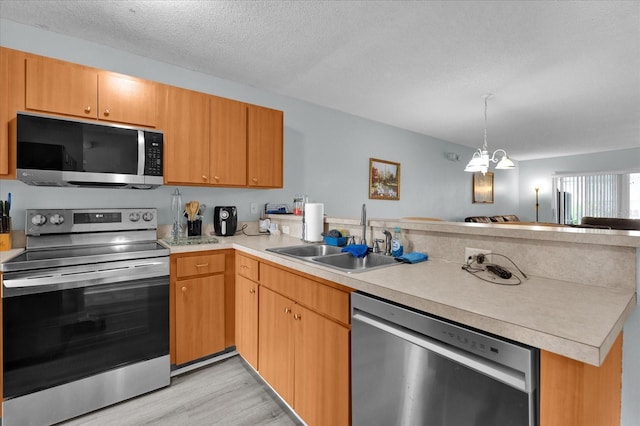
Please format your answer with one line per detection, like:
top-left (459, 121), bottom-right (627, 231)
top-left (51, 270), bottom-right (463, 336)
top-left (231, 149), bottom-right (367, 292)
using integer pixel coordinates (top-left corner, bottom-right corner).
top-left (15, 112), bottom-right (163, 189)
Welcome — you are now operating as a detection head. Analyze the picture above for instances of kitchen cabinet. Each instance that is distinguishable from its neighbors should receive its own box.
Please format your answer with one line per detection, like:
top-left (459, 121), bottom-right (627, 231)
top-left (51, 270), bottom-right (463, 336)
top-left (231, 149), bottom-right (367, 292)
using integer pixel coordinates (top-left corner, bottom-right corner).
top-left (258, 263), bottom-right (351, 426)
top-left (25, 55), bottom-right (157, 127)
top-left (170, 250), bottom-right (234, 365)
top-left (158, 85), bottom-right (211, 185)
top-left (210, 95), bottom-right (247, 186)
top-left (235, 253), bottom-right (260, 369)
top-left (247, 104), bottom-right (283, 188)
top-left (0, 47), bottom-right (27, 179)
top-left (161, 89), bottom-right (281, 188)
top-left (540, 332), bottom-right (623, 426)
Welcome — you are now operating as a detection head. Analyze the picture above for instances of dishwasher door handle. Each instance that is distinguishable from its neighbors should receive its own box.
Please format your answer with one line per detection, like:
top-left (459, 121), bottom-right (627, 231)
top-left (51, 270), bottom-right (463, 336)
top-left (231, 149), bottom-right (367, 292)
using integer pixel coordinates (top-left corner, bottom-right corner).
top-left (353, 309), bottom-right (529, 392)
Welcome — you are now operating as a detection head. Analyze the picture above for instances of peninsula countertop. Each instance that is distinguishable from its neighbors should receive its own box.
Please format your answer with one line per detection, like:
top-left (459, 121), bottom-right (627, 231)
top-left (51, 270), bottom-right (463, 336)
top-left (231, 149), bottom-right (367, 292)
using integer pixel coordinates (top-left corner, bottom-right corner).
top-left (163, 233), bottom-right (637, 366)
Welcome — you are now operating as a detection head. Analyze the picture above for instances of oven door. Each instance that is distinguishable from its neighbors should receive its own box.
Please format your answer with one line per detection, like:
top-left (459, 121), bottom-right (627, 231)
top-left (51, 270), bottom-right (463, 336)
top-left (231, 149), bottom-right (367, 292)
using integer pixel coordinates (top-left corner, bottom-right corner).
top-left (2, 258), bottom-right (169, 399)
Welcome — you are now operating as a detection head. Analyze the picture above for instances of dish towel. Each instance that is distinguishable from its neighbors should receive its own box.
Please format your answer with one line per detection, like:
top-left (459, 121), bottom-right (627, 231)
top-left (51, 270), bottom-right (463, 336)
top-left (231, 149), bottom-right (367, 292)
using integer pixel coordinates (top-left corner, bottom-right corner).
top-left (341, 244), bottom-right (369, 258)
top-left (395, 252), bottom-right (429, 264)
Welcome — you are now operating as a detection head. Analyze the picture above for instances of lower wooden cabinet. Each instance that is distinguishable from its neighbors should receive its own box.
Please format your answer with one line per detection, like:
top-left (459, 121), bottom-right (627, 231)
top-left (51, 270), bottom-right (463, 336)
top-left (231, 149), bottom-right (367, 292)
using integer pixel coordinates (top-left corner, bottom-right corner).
top-left (170, 250), bottom-right (235, 366)
top-left (540, 333), bottom-right (623, 426)
top-left (235, 275), bottom-right (259, 369)
top-left (258, 263), bottom-right (352, 426)
top-left (175, 275), bottom-right (225, 365)
top-left (293, 301), bottom-right (350, 426)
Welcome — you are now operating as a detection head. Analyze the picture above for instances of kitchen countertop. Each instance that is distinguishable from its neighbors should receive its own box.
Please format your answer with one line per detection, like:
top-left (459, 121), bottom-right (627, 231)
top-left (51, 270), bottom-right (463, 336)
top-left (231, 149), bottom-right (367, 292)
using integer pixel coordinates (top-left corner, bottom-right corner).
top-left (0, 248), bottom-right (24, 264)
top-left (163, 234), bottom-right (636, 366)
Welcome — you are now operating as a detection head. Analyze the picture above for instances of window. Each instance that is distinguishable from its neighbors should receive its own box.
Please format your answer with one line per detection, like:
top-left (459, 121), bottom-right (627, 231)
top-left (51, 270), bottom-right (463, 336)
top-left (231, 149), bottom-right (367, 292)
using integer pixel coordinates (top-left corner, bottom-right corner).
top-left (553, 171), bottom-right (640, 224)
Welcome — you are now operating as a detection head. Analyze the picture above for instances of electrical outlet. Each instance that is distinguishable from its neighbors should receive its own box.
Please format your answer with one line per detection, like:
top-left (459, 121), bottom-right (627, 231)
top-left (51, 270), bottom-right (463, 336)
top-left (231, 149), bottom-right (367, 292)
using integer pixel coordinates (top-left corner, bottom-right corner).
top-left (465, 247), bottom-right (492, 263)
top-left (250, 202), bottom-right (258, 214)
top-left (282, 225), bottom-right (290, 235)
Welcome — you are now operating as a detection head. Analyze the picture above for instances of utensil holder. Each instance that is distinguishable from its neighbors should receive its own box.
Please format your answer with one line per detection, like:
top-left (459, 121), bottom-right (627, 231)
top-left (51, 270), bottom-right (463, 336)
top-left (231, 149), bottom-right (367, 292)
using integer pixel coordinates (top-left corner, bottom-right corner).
top-left (187, 220), bottom-right (202, 237)
top-left (0, 216), bottom-right (11, 251)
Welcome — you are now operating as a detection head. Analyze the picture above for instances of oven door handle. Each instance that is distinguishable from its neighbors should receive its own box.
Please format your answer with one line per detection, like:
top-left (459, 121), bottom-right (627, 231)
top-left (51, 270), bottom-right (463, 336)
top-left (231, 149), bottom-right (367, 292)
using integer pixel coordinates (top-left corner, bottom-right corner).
top-left (2, 260), bottom-right (168, 297)
top-left (353, 309), bottom-right (530, 393)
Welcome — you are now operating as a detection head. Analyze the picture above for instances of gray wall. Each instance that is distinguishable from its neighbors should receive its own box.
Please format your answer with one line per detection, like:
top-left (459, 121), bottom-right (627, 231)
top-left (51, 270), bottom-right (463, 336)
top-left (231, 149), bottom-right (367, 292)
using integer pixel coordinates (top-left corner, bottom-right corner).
top-left (517, 148), bottom-right (640, 222)
top-left (1, 18), bottom-right (639, 425)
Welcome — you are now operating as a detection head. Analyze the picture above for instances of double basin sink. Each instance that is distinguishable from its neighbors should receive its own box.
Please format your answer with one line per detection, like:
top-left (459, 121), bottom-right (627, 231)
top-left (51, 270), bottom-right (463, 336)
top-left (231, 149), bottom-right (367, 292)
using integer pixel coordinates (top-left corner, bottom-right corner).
top-left (266, 244), bottom-right (401, 273)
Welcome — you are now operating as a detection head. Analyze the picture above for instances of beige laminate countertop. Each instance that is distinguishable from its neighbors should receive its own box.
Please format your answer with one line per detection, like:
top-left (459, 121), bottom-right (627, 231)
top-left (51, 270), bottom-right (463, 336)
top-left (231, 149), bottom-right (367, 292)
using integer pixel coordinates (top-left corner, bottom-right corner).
top-left (163, 234), bottom-right (636, 367)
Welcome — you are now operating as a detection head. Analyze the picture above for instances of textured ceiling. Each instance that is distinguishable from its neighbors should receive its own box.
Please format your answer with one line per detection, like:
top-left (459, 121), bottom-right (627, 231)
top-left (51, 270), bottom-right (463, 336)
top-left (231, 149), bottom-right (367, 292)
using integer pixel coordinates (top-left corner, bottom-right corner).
top-left (1, 0), bottom-right (638, 161)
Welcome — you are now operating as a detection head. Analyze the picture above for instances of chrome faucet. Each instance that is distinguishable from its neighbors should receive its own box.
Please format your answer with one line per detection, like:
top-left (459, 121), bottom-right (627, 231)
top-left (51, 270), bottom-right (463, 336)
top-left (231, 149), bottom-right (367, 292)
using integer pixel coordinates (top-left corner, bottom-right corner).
top-left (382, 229), bottom-right (392, 256)
top-left (360, 203), bottom-right (367, 246)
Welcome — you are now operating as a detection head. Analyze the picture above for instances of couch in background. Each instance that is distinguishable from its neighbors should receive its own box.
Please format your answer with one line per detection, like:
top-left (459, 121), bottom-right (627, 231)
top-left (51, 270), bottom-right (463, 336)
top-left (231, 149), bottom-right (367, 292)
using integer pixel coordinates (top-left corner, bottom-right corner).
top-left (579, 216), bottom-right (640, 231)
top-left (464, 215), bottom-right (520, 223)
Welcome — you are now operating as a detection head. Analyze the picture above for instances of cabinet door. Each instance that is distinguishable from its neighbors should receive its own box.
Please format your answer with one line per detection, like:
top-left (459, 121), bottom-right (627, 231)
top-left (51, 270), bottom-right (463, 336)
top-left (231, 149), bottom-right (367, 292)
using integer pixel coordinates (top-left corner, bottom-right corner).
top-left (25, 56), bottom-right (98, 119)
top-left (210, 95), bottom-right (247, 186)
top-left (540, 333), bottom-right (622, 426)
top-left (0, 47), bottom-right (25, 178)
top-left (158, 85), bottom-right (211, 185)
top-left (175, 275), bottom-right (225, 365)
top-left (235, 275), bottom-right (259, 369)
top-left (98, 72), bottom-right (156, 127)
top-left (294, 304), bottom-right (350, 426)
top-left (247, 104), bottom-right (283, 188)
top-left (258, 287), bottom-right (294, 405)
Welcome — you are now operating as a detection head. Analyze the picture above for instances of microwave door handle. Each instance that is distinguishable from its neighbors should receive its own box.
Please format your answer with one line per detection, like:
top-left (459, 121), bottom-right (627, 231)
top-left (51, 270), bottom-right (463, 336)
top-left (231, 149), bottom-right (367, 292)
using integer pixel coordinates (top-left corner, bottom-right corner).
top-left (138, 130), bottom-right (145, 176)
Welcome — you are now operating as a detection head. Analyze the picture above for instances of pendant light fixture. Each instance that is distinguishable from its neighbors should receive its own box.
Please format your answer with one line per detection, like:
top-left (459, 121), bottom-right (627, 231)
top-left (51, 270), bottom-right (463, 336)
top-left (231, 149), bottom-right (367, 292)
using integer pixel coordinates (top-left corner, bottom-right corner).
top-left (464, 94), bottom-right (515, 174)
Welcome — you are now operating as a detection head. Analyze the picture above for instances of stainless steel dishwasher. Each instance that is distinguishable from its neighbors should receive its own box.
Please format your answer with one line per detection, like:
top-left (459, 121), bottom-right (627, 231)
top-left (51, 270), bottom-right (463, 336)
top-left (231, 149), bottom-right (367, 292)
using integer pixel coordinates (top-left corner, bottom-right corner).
top-left (351, 292), bottom-right (538, 426)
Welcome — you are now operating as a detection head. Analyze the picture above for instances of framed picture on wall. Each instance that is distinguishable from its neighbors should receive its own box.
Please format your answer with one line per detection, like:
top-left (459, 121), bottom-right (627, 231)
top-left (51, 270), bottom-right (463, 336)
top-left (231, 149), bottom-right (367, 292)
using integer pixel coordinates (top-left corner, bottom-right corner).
top-left (472, 172), bottom-right (494, 203)
top-left (369, 158), bottom-right (400, 200)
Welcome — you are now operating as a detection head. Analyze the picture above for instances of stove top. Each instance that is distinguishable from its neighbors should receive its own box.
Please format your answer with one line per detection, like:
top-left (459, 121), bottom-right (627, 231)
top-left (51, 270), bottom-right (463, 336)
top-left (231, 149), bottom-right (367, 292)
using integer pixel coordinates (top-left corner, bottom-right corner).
top-left (2, 208), bottom-right (168, 273)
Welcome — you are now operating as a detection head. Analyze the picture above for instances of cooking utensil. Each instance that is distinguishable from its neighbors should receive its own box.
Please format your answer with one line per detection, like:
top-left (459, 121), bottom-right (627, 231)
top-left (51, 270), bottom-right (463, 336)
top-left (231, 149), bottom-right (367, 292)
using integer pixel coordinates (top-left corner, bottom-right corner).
top-left (185, 201), bottom-right (200, 221)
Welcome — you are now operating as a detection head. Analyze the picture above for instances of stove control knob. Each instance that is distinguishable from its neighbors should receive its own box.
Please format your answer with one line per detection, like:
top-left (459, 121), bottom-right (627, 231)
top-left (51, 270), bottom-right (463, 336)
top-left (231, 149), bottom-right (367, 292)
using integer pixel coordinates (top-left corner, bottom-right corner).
top-left (31, 214), bottom-right (47, 226)
top-left (142, 211), bottom-right (154, 222)
top-left (50, 214), bottom-right (64, 225)
top-left (129, 212), bottom-right (141, 222)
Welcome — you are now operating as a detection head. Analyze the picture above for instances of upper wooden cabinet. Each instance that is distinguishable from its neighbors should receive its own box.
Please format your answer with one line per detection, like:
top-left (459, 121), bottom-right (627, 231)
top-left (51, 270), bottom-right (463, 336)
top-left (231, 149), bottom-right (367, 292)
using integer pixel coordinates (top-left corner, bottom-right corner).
top-left (158, 84), bottom-right (211, 185)
top-left (0, 47), bottom-right (27, 179)
top-left (25, 56), bottom-right (157, 127)
top-left (210, 95), bottom-right (247, 186)
top-left (161, 87), bottom-right (283, 189)
top-left (247, 104), bottom-right (283, 188)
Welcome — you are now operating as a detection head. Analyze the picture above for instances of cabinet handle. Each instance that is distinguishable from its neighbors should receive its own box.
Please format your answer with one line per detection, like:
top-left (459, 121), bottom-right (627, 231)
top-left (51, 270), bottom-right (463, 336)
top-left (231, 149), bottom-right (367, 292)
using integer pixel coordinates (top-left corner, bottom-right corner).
top-left (249, 288), bottom-right (256, 294)
top-left (103, 108), bottom-right (110, 116)
top-left (294, 313), bottom-right (301, 321)
top-left (284, 307), bottom-right (292, 314)
top-left (196, 263), bottom-right (209, 268)
top-left (202, 175), bottom-right (208, 181)
top-left (241, 265), bottom-right (248, 269)
top-left (252, 177), bottom-right (258, 183)
top-left (84, 106), bottom-right (92, 113)
top-left (181, 286), bottom-right (187, 292)
top-left (214, 176), bottom-right (220, 181)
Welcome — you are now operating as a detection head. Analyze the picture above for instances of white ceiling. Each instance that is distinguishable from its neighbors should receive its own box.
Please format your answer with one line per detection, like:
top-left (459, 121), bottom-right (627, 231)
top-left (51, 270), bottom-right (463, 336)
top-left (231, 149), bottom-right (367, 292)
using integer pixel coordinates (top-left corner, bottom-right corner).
top-left (1, 0), bottom-right (638, 161)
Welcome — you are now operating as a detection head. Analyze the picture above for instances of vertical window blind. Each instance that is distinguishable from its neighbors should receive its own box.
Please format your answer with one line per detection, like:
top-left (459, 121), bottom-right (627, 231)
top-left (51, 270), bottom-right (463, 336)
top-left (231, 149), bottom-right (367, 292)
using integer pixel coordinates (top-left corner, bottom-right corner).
top-left (553, 172), bottom-right (639, 224)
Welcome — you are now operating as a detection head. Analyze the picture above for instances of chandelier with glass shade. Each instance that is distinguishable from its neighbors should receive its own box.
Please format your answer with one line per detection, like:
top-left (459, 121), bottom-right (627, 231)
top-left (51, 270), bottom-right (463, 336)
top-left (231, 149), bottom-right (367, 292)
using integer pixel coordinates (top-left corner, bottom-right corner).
top-left (464, 94), bottom-right (515, 174)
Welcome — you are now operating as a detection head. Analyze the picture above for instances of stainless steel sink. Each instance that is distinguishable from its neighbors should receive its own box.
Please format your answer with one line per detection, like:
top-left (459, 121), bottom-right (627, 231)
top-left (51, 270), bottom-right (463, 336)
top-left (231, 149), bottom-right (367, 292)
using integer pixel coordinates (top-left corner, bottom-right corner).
top-left (267, 244), bottom-right (344, 258)
top-left (267, 244), bottom-right (401, 273)
top-left (311, 252), bottom-right (400, 273)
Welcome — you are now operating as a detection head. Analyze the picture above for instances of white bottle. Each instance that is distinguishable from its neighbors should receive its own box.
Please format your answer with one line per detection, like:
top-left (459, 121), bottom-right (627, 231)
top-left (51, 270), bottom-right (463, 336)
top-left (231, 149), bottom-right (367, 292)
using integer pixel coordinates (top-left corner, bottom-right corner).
top-left (391, 226), bottom-right (404, 257)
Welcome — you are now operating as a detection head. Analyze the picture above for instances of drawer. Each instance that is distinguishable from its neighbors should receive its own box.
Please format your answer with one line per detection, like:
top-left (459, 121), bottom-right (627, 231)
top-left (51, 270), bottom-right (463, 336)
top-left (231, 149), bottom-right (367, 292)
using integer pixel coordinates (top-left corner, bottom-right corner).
top-left (260, 263), bottom-right (351, 325)
top-left (236, 253), bottom-right (259, 281)
top-left (176, 253), bottom-right (225, 278)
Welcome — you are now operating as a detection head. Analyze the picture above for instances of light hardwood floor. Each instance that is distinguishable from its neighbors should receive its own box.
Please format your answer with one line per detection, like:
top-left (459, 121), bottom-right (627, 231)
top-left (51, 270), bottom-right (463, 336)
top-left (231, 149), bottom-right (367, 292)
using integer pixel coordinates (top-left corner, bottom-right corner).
top-left (60, 356), bottom-right (302, 426)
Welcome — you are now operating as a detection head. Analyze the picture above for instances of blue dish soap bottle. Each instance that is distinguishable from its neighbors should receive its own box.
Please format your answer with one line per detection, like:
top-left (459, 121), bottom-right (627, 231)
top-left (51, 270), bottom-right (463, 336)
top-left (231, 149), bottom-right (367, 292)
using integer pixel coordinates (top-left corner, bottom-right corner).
top-left (391, 226), bottom-right (404, 257)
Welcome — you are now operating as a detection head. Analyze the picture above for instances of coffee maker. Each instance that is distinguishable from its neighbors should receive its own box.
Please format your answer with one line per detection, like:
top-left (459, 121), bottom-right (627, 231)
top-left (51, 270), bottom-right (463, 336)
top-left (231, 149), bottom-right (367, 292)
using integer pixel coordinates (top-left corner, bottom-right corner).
top-left (213, 206), bottom-right (237, 236)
